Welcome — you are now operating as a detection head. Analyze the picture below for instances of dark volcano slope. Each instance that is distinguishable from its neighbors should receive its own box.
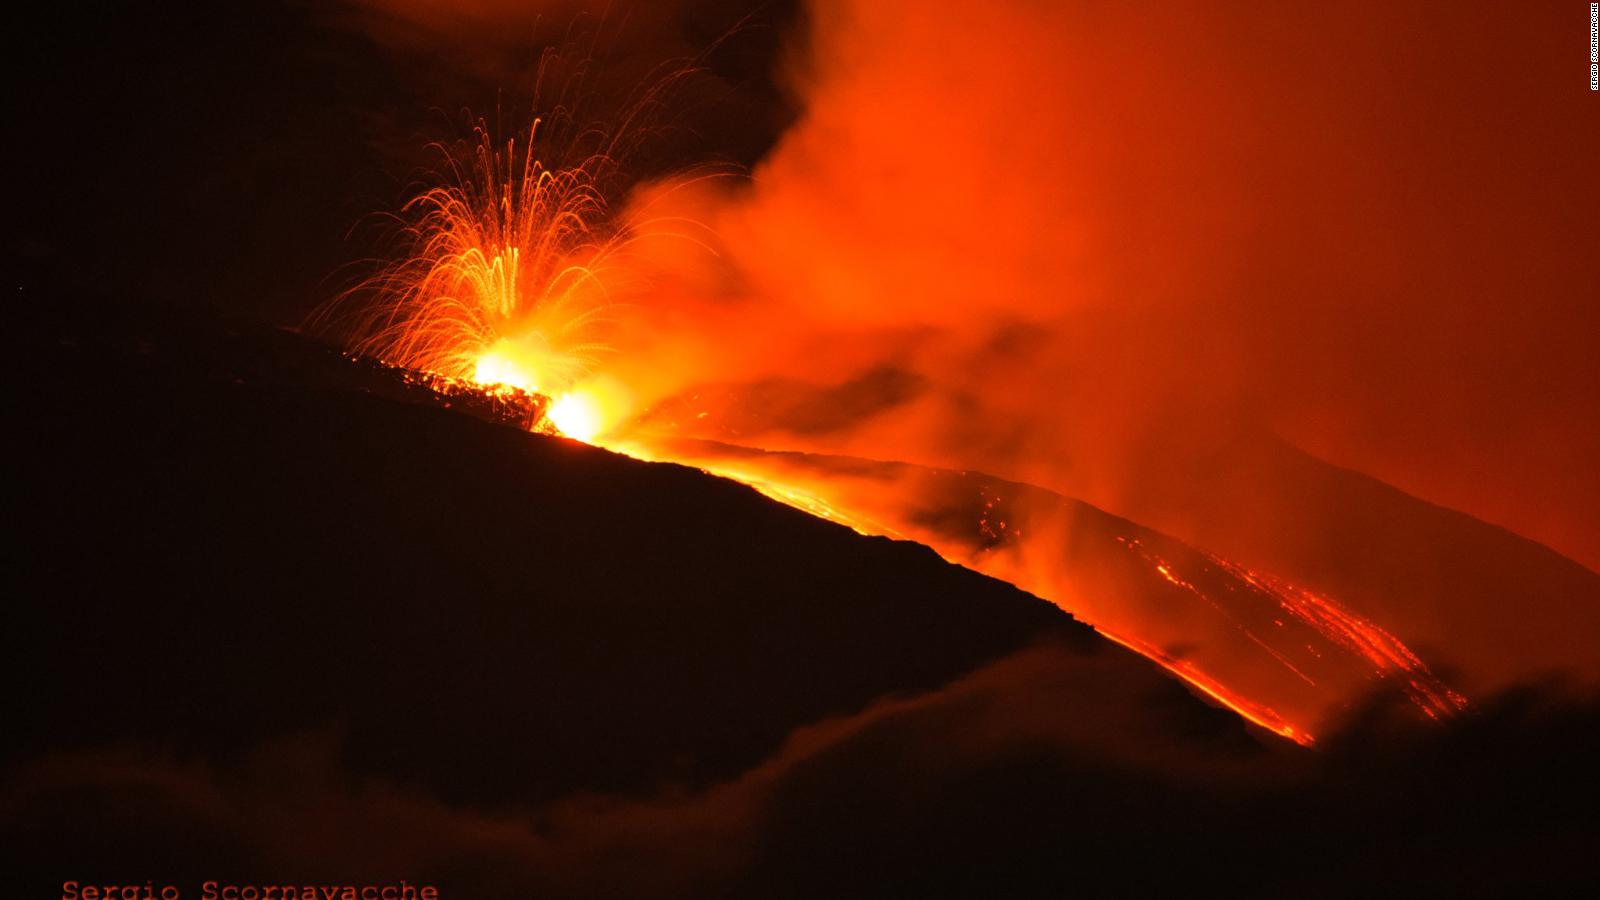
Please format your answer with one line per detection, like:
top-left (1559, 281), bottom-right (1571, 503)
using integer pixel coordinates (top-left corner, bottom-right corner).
top-left (6, 296), bottom-right (1148, 808)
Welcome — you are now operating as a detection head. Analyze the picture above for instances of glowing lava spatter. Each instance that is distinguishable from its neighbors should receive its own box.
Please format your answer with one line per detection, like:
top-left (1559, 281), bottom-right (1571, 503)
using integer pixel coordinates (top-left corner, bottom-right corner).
top-left (310, 46), bottom-right (716, 429)
top-left (313, 118), bottom-right (623, 404)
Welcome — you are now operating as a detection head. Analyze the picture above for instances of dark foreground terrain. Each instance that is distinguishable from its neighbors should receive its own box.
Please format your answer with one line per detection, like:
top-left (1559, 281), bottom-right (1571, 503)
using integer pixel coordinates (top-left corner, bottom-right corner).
top-left (5, 287), bottom-right (1599, 898)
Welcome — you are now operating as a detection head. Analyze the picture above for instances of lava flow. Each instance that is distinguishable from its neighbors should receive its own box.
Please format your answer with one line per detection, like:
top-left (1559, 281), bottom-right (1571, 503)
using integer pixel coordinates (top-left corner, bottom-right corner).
top-left (602, 440), bottom-right (1467, 743)
top-left (316, 95), bottom-right (1466, 745)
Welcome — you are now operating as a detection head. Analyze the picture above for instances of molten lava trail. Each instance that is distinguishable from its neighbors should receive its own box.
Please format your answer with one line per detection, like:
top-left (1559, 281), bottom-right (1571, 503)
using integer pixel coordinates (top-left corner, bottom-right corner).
top-left (594, 436), bottom-right (1466, 744)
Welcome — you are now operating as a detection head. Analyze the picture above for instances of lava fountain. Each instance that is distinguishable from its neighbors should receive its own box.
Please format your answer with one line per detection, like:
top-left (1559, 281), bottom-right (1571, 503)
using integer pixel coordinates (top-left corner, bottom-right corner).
top-left (311, 47), bottom-right (709, 430)
top-left (311, 115), bottom-right (621, 412)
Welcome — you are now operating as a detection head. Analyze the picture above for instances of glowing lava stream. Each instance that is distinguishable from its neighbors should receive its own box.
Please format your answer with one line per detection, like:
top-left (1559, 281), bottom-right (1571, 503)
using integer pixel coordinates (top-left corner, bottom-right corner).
top-left (599, 433), bottom-right (1314, 743)
top-left (548, 418), bottom-right (1464, 746)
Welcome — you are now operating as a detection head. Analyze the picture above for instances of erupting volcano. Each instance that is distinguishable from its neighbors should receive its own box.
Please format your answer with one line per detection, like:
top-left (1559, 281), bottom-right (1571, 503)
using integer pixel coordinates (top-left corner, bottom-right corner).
top-left (310, 85), bottom-right (1473, 744)
top-left (14, 2), bottom-right (1600, 896)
